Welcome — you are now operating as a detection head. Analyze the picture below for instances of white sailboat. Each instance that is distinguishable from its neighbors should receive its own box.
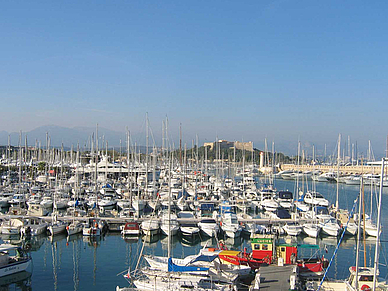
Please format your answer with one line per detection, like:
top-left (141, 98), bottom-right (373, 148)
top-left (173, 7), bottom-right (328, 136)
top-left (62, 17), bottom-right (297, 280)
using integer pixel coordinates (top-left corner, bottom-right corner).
top-left (67, 145), bottom-right (83, 236)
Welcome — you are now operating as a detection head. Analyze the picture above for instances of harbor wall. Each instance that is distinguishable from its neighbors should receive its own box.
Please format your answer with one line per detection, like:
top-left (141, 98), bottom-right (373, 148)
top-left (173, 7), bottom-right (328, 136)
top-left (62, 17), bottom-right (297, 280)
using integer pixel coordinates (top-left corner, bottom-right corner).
top-left (279, 164), bottom-right (383, 174)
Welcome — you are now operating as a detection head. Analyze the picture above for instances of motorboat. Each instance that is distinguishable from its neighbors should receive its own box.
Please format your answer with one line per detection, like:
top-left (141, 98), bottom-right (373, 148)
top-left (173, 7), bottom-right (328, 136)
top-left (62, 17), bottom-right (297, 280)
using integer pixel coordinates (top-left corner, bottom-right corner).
top-left (120, 222), bottom-right (141, 236)
top-left (66, 221), bottom-right (83, 236)
top-left (20, 218), bottom-right (48, 236)
top-left (82, 219), bottom-right (102, 237)
top-left (313, 172), bottom-right (337, 182)
top-left (116, 199), bottom-right (132, 210)
top-left (335, 209), bottom-right (357, 236)
top-left (220, 212), bottom-right (242, 238)
top-left (48, 218), bottom-right (68, 236)
top-left (319, 217), bottom-right (341, 237)
top-left (40, 196), bottom-right (53, 209)
top-left (283, 223), bottom-right (303, 236)
top-left (179, 222), bottom-right (200, 236)
top-left (8, 193), bottom-right (26, 207)
top-left (0, 244), bottom-right (32, 277)
top-left (303, 223), bottom-right (321, 238)
top-left (159, 212), bottom-right (180, 236)
top-left (0, 193), bottom-right (13, 208)
top-left (27, 202), bottom-right (49, 216)
top-left (261, 197), bottom-right (279, 212)
top-left (1, 218), bottom-right (26, 235)
top-left (362, 218), bottom-right (380, 237)
top-left (98, 194), bottom-right (117, 209)
top-left (141, 219), bottom-right (160, 236)
top-left (303, 191), bottom-right (330, 207)
top-left (198, 218), bottom-right (220, 237)
top-left (295, 200), bottom-right (310, 212)
top-left (277, 191), bottom-right (293, 209)
top-left (26, 193), bottom-right (42, 208)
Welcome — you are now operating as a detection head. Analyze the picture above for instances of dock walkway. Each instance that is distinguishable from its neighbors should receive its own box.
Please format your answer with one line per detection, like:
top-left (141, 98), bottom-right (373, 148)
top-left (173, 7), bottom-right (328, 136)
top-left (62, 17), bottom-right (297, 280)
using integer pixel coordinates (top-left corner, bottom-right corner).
top-left (257, 264), bottom-right (295, 290)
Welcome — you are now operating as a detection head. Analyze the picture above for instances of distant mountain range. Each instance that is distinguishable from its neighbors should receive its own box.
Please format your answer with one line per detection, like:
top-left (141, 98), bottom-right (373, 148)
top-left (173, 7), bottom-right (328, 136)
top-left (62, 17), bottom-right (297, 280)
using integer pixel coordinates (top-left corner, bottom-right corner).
top-left (0, 125), bottom-right (377, 158)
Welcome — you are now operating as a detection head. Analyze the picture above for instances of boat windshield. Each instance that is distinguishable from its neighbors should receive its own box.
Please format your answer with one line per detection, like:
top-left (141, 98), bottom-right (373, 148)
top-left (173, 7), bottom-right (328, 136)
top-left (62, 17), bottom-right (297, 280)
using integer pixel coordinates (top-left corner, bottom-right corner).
top-left (178, 212), bottom-right (194, 219)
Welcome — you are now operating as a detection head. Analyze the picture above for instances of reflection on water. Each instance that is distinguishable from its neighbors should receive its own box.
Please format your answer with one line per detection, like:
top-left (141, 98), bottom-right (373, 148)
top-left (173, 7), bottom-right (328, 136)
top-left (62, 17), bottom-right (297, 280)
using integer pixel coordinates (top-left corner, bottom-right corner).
top-left (160, 234), bottom-right (179, 250)
top-left (0, 271), bottom-right (32, 289)
top-left (180, 234), bottom-right (201, 247)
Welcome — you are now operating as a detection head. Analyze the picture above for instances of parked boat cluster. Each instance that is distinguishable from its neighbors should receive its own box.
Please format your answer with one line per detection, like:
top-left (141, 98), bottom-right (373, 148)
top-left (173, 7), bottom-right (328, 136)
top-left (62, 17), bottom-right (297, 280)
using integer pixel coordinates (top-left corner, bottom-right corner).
top-left (0, 142), bottom-right (386, 290)
top-left (0, 148), bottom-right (382, 241)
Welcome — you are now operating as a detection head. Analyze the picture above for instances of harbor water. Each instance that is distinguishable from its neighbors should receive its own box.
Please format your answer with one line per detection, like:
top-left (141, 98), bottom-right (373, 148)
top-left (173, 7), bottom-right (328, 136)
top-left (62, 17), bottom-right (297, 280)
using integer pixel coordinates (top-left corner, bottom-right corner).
top-left (1, 178), bottom-right (387, 290)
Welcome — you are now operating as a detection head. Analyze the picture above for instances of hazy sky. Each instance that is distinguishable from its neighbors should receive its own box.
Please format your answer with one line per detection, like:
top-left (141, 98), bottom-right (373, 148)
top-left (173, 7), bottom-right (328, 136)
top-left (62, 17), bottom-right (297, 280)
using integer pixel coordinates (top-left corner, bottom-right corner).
top-left (1, 1), bottom-right (387, 155)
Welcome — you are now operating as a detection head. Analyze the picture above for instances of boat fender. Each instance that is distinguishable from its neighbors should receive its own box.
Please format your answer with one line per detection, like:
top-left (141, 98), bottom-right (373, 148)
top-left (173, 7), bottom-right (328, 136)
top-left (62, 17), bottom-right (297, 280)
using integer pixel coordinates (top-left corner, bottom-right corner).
top-left (361, 285), bottom-right (371, 291)
top-left (220, 221), bottom-right (222, 226)
top-left (208, 248), bottom-right (216, 252)
top-left (66, 226), bottom-right (69, 230)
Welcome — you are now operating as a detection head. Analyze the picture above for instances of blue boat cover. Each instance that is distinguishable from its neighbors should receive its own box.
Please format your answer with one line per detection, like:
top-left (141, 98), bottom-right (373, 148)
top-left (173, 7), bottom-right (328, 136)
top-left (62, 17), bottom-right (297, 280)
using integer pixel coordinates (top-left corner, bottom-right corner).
top-left (200, 204), bottom-right (215, 211)
top-left (188, 254), bottom-right (218, 264)
top-left (168, 258), bottom-right (209, 272)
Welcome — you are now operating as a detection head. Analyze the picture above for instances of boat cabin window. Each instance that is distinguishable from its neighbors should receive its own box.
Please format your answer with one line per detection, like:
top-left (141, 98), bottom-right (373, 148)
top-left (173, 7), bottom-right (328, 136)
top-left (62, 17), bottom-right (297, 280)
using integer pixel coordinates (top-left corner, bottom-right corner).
top-left (359, 275), bottom-right (373, 282)
top-left (254, 244), bottom-right (260, 250)
top-left (201, 219), bottom-right (216, 223)
top-left (262, 244), bottom-right (268, 250)
top-left (281, 247), bottom-right (285, 252)
top-left (316, 208), bottom-right (329, 215)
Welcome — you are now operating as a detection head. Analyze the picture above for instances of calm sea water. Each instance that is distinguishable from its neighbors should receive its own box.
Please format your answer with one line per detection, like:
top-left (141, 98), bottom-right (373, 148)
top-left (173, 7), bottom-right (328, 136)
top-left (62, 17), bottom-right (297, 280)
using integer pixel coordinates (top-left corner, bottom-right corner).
top-left (1, 178), bottom-right (387, 290)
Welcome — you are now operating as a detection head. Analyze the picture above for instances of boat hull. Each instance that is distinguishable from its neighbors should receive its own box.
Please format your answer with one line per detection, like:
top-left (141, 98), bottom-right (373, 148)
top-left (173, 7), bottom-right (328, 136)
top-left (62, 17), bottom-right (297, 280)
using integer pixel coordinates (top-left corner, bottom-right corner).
top-left (0, 259), bottom-right (31, 278)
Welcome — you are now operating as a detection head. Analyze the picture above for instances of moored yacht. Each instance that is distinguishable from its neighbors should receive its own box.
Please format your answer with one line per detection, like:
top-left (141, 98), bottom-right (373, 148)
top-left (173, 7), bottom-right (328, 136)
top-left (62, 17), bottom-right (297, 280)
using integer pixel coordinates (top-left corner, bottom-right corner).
top-left (198, 218), bottom-right (219, 237)
top-left (0, 244), bottom-right (32, 277)
top-left (220, 212), bottom-right (242, 238)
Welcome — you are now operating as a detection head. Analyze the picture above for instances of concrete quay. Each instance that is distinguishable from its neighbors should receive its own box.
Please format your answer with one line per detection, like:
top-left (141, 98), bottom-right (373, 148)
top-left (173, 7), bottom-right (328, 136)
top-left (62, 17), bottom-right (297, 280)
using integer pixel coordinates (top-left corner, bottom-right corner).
top-left (0, 213), bottom-right (308, 230)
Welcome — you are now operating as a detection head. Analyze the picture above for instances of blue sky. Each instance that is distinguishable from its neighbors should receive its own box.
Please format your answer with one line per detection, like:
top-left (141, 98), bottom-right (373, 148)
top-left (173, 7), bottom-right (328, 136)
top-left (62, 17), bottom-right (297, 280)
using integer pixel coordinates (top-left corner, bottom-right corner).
top-left (1, 1), bottom-right (387, 156)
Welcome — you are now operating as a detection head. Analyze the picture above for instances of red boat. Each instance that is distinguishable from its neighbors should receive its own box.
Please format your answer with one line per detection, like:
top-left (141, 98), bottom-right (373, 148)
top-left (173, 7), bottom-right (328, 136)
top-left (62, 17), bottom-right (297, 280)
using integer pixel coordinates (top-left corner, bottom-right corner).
top-left (218, 250), bottom-right (262, 270)
top-left (121, 222), bottom-right (141, 236)
top-left (250, 234), bottom-right (328, 278)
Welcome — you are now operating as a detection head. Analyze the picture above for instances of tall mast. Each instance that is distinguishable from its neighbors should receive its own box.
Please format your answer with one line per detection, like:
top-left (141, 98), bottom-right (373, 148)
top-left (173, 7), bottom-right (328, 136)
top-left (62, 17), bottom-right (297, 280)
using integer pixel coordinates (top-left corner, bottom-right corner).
top-left (95, 124), bottom-right (99, 195)
top-left (126, 129), bottom-right (132, 202)
top-left (167, 152), bottom-right (172, 259)
top-left (336, 134), bottom-right (341, 210)
top-left (372, 158), bottom-right (385, 291)
top-left (18, 131), bottom-right (22, 194)
top-left (296, 139), bottom-right (300, 195)
top-left (386, 135), bottom-right (388, 159)
top-left (145, 113), bottom-right (149, 198)
top-left (179, 123), bottom-right (182, 167)
top-left (354, 177), bottom-right (363, 290)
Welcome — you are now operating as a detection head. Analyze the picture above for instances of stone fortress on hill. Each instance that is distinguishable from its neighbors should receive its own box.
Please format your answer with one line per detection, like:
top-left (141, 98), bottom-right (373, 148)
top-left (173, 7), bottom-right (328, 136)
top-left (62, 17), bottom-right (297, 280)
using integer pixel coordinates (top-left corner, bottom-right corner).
top-left (203, 140), bottom-right (254, 152)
